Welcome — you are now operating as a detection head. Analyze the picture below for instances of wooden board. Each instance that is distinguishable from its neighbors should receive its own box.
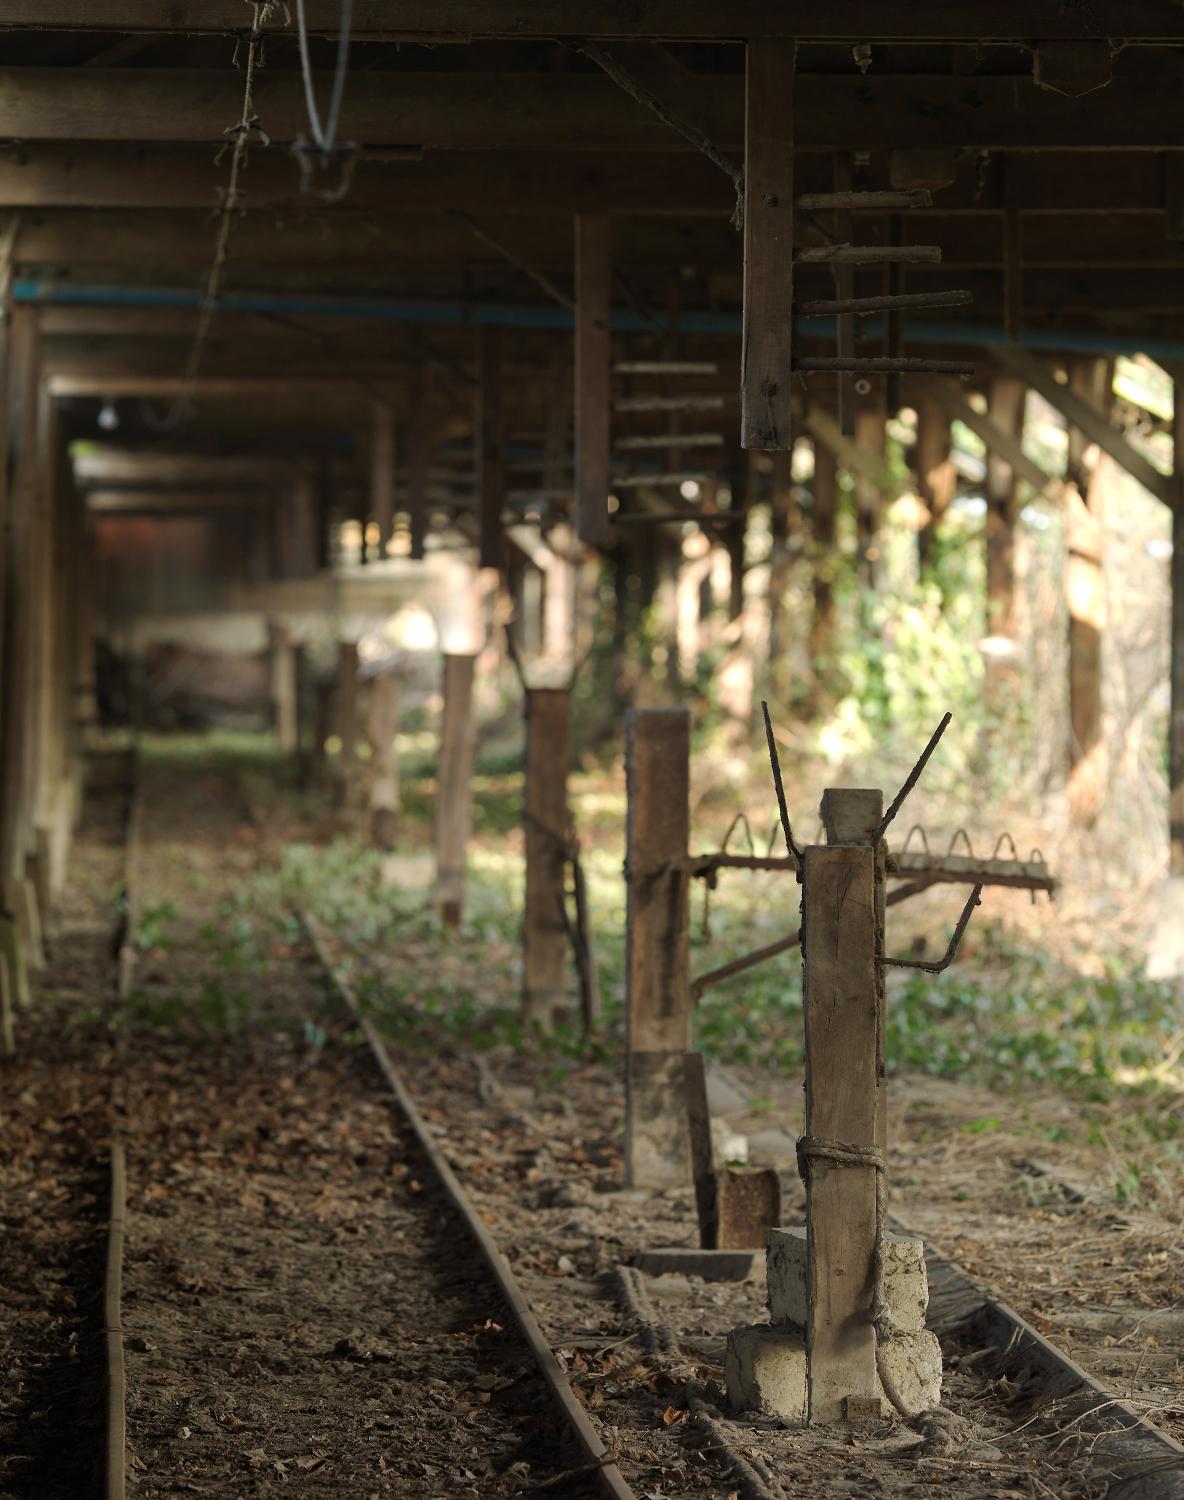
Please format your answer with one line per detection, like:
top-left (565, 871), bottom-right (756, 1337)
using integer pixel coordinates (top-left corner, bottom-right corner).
top-left (522, 688), bottom-right (570, 1028)
top-left (741, 41), bottom-right (795, 451)
top-left (435, 653), bottom-right (476, 927)
top-left (801, 843), bottom-right (879, 1424)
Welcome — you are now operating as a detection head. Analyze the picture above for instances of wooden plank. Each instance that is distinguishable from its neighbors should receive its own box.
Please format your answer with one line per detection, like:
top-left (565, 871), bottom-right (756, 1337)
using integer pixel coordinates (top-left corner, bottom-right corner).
top-left (624, 707), bottom-right (691, 1188)
top-left (574, 215), bottom-right (612, 550)
top-left (8, 71), bottom-right (1184, 151)
top-left (370, 401), bottom-right (395, 558)
top-left (994, 345), bottom-right (1172, 505)
top-left (435, 653), bottom-right (476, 927)
top-left (13, 2), bottom-right (1184, 41)
top-left (741, 40), bottom-right (795, 451)
top-left (809, 441), bottom-right (838, 672)
top-left (522, 688), bottom-right (570, 1030)
top-left (852, 405), bottom-right (884, 587)
top-left (913, 393), bottom-right (956, 574)
top-left (801, 838), bottom-right (879, 1425)
top-left (982, 376), bottom-right (1027, 645)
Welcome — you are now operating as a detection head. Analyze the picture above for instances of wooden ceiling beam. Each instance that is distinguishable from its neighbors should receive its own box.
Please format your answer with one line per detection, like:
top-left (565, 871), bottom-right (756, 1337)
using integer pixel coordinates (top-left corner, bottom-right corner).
top-left (9, 2), bottom-right (1183, 41)
top-left (8, 70), bottom-right (1184, 151)
top-left (1, 145), bottom-right (1177, 215)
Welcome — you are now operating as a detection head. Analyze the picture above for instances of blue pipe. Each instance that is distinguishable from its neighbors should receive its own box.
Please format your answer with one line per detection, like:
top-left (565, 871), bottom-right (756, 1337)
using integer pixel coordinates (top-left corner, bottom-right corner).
top-left (13, 277), bottom-right (1182, 362)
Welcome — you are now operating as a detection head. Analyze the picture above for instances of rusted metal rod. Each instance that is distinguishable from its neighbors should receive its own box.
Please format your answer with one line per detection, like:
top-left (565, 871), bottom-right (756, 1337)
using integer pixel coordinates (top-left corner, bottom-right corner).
top-left (797, 289), bottom-right (974, 318)
top-left (796, 244), bottom-right (942, 265)
top-left (796, 356), bottom-right (975, 376)
top-left (797, 188), bottom-right (933, 210)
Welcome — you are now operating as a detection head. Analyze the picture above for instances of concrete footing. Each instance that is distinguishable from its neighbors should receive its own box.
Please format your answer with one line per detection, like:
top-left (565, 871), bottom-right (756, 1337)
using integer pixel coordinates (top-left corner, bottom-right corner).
top-left (728, 1224), bottom-right (943, 1424)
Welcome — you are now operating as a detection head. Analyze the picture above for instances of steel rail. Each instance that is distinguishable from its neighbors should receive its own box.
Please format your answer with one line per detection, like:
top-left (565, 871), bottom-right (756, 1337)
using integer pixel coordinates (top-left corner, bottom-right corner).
top-left (298, 908), bottom-right (639, 1500)
top-left (105, 1140), bottom-right (128, 1500)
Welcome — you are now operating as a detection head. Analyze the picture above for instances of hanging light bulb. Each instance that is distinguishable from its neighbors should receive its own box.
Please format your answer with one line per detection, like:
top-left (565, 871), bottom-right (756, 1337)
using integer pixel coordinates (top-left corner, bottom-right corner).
top-left (97, 397), bottom-right (119, 432)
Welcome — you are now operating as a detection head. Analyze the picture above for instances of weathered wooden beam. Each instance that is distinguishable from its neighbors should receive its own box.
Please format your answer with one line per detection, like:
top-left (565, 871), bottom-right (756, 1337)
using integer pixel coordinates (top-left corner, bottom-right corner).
top-left (994, 346), bottom-right (1172, 505)
top-left (8, 71), bottom-right (1184, 151)
top-left (741, 40), bottom-right (795, 451)
top-left (914, 393), bottom-right (956, 575)
top-left (370, 400), bottom-right (395, 557)
top-left (981, 376), bottom-right (1027, 653)
top-left (12, 3), bottom-right (1184, 41)
top-left (924, 378), bottom-right (1057, 500)
top-left (852, 405), bottom-right (884, 588)
top-left (74, 447), bottom-right (293, 487)
top-left (368, 671), bottom-right (400, 850)
top-left (86, 488), bottom-right (272, 513)
top-left (574, 215), bottom-right (612, 550)
top-left (335, 639), bottom-right (360, 809)
top-left (435, 652), bottom-right (476, 927)
top-left (803, 405), bottom-right (910, 501)
top-left (1172, 372), bottom-right (1184, 877)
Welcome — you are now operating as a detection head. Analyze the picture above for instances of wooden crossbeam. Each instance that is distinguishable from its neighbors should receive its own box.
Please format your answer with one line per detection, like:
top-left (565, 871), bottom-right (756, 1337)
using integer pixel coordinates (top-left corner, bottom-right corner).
top-left (7, 71), bottom-right (1184, 151)
top-left (993, 346), bottom-right (1173, 505)
top-left (13, 2), bottom-right (1184, 40)
top-left (923, 380), bottom-right (1060, 500)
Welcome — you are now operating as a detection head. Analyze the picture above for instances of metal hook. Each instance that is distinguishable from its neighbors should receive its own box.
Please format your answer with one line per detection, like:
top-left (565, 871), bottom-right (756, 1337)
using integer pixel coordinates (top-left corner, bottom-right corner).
top-left (884, 884), bottom-right (983, 973)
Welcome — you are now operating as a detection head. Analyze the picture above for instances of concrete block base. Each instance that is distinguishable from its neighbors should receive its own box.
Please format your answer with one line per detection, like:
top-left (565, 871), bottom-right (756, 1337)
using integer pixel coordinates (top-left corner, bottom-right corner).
top-left (768, 1226), bottom-right (929, 1333)
top-left (726, 1324), bottom-right (807, 1423)
top-left (877, 1328), bottom-right (943, 1415)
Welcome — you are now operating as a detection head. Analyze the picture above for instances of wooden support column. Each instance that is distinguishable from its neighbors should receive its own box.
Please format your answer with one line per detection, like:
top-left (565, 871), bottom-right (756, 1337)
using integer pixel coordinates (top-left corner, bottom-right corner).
top-left (335, 639), bottom-right (359, 807)
top-left (983, 376), bottom-right (1027, 682)
top-left (1065, 358), bottom-right (1111, 825)
top-left (853, 405), bottom-right (884, 590)
top-left (477, 325), bottom-right (505, 571)
top-left (268, 619), bottom-right (298, 753)
top-left (368, 670), bottom-right (400, 851)
top-left (914, 394), bottom-right (956, 579)
top-left (809, 443), bottom-right (838, 691)
top-left (624, 706), bottom-right (693, 1189)
top-left (370, 400), bottom-right (395, 560)
top-left (574, 214), bottom-right (611, 550)
top-left (803, 787), bottom-right (884, 1425)
top-left (1171, 377), bottom-right (1184, 877)
top-left (768, 447), bottom-right (797, 694)
top-left (522, 687), bottom-right (570, 1029)
top-left (435, 653), bottom-right (477, 927)
top-left (407, 388), bottom-right (430, 561)
top-left (741, 40), bottom-right (796, 451)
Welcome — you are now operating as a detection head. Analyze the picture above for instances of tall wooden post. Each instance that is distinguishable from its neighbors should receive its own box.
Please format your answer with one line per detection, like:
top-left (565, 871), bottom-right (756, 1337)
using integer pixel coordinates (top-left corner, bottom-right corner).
top-left (853, 406), bottom-right (884, 590)
top-left (625, 707), bottom-right (693, 1188)
top-left (368, 671), bottom-right (400, 851)
top-left (335, 639), bottom-right (359, 807)
top-left (435, 653), bottom-right (477, 927)
top-left (1172, 377), bottom-right (1184, 878)
top-left (371, 400), bottom-right (395, 560)
top-left (478, 325), bottom-right (505, 571)
top-left (268, 619), bottom-right (298, 753)
top-left (802, 788), bottom-right (884, 1424)
top-left (1065, 358), bottom-right (1111, 823)
top-left (574, 214), bottom-right (611, 550)
top-left (522, 688), bottom-right (570, 1029)
top-left (915, 395), bottom-right (955, 579)
top-left (768, 448), bottom-right (796, 693)
top-left (741, 40), bottom-right (796, 450)
top-left (809, 443), bottom-right (838, 690)
top-left (984, 377), bottom-right (1026, 642)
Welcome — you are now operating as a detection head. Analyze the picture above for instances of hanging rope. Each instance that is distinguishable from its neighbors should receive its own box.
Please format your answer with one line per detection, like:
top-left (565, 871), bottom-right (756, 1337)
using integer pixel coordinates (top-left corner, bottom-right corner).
top-left (292, 0), bottom-right (359, 201)
top-left (171, 0), bottom-right (276, 424)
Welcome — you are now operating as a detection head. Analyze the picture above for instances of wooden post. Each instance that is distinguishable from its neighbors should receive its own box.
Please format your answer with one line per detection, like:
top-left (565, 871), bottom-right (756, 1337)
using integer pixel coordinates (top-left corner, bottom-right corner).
top-left (853, 405), bottom-right (884, 590)
top-left (335, 639), bottom-right (359, 807)
top-left (984, 377), bottom-right (1026, 643)
top-left (371, 400), bottom-right (395, 560)
top-left (477, 324), bottom-right (505, 571)
top-left (914, 395), bottom-right (955, 579)
top-left (1065, 358), bottom-right (1111, 823)
top-left (809, 442), bottom-right (838, 691)
top-left (522, 687), bottom-right (570, 1029)
top-left (268, 619), bottom-right (298, 753)
top-left (368, 670), bottom-right (400, 851)
top-left (741, 40), bottom-right (796, 451)
top-left (802, 787), bottom-right (884, 1424)
top-left (624, 707), bottom-right (693, 1189)
top-left (574, 214), bottom-right (611, 550)
top-left (435, 653), bottom-right (477, 927)
top-left (768, 448), bottom-right (796, 693)
top-left (1172, 376), bottom-right (1184, 877)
